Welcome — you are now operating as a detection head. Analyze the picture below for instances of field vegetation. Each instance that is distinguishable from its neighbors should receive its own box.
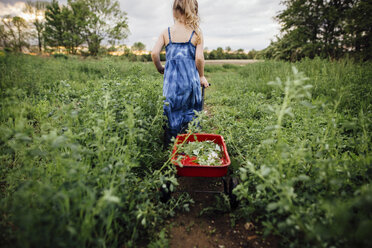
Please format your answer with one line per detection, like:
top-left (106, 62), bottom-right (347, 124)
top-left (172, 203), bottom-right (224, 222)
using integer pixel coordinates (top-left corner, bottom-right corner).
top-left (0, 54), bottom-right (191, 247)
top-left (204, 59), bottom-right (372, 247)
top-left (1, 53), bottom-right (371, 247)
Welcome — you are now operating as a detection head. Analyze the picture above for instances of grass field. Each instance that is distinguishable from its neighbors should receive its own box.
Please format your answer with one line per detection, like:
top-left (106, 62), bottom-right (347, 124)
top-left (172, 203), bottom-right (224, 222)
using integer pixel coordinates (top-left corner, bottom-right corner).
top-left (1, 54), bottom-right (371, 247)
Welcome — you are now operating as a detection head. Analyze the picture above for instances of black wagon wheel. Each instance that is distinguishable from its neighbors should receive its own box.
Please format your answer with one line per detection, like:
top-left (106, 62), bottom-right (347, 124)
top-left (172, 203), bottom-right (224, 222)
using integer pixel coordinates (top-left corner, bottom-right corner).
top-left (160, 181), bottom-right (172, 203)
top-left (228, 177), bottom-right (239, 209)
top-left (222, 176), bottom-right (228, 195)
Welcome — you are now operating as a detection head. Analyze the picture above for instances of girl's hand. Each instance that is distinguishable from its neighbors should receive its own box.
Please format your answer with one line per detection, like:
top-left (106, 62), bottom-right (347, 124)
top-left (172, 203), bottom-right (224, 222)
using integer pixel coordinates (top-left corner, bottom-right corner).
top-left (200, 76), bottom-right (209, 88)
top-left (151, 30), bottom-right (166, 75)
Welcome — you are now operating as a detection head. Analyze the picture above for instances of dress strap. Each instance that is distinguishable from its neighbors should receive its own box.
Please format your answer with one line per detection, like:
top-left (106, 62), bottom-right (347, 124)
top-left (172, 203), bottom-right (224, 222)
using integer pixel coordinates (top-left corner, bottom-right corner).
top-left (188, 31), bottom-right (195, 42)
top-left (168, 27), bottom-right (172, 43)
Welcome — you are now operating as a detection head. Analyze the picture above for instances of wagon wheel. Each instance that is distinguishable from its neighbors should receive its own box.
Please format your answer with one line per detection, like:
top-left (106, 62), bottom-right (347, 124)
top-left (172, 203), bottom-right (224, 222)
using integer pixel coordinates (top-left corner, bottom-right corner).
top-left (222, 176), bottom-right (228, 195)
top-left (228, 177), bottom-right (239, 209)
top-left (160, 181), bottom-right (172, 203)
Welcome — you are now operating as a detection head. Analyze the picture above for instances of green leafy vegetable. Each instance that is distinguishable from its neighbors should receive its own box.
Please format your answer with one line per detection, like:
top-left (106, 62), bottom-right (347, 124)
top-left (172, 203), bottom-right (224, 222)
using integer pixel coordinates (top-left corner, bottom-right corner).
top-left (177, 140), bottom-right (223, 166)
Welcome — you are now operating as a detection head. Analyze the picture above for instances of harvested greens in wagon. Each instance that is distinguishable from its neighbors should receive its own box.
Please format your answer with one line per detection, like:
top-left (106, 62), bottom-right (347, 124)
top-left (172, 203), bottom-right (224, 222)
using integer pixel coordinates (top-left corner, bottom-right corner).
top-left (176, 140), bottom-right (223, 166)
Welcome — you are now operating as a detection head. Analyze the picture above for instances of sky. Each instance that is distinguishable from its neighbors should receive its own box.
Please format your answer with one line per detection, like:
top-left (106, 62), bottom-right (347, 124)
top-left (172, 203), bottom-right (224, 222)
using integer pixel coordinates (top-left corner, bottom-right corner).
top-left (0, 0), bottom-right (284, 51)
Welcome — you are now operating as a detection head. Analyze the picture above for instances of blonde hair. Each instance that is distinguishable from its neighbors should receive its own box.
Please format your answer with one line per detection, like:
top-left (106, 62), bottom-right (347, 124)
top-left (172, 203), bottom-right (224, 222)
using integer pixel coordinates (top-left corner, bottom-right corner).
top-left (173, 0), bottom-right (201, 42)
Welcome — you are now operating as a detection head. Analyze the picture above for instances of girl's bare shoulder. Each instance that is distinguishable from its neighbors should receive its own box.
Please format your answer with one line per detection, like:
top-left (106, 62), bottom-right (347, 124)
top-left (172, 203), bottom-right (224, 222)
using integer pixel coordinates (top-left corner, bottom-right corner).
top-left (161, 28), bottom-right (169, 35)
top-left (161, 28), bottom-right (170, 45)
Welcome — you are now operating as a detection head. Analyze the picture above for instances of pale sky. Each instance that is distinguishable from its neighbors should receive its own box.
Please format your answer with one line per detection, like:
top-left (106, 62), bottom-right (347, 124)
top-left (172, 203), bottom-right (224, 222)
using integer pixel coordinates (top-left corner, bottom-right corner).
top-left (0, 0), bottom-right (284, 51)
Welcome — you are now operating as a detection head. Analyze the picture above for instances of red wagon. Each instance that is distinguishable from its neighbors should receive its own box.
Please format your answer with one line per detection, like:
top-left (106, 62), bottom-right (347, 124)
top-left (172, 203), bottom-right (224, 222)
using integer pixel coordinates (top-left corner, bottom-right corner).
top-left (171, 133), bottom-right (231, 177)
top-left (159, 85), bottom-right (239, 208)
top-left (161, 133), bottom-right (239, 208)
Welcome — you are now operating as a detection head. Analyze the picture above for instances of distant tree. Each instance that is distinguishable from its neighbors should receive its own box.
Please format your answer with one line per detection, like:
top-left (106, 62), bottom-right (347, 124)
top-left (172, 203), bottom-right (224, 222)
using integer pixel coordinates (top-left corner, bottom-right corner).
top-left (43, 0), bottom-right (129, 56)
top-left (77, 0), bottom-right (129, 56)
top-left (0, 24), bottom-right (10, 48)
top-left (23, 1), bottom-right (49, 52)
top-left (345, 0), bottom-right (372, 60)
top-left (225, 46), bottom-right (231, 52)
top-left (216, 47), bottom-right (224, 58)
top-left (43, 0), bottom-right (64, 50)
top-left (62, 0), bottom-right (90, 54)
top-left (319, 0), bottom-right (354, 58)
top-left (275, 0), bottom-right (323, 59)
top-left (247, 49), bottom-right (257, 59)
top-left (273, 0), bottom-right (372, 61)
top-left (208, 49), bottom-right (217, 59)
top-left (13, 17), bottom-right (29, 52)
top-left (107, 45), bottom-right (117, 52)
top-left (236, 48), bottom-right (244, 54)
top-left (1, 16), bottom-right (30, 52)
top-left (131, 41), bottom-right (145, 51)
top-left (203, 50), bottom-right (209, 60)
top-left (44, 0), bottom-right (85, 53)
top-left (123, 46), bottom-right (131, 56)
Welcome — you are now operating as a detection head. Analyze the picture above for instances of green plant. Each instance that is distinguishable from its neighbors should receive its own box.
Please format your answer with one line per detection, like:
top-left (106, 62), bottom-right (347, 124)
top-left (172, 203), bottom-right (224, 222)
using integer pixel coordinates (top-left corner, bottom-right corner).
top-left (53, 53), bottom-right (68, 59)
top-left (176, 140), bottom-right (223, 166)
top-left (204, 60), bottom-right (372, 247)
top-left (1, 55), bottom-right (371, 248)
top-left (0, 54), bottom-right (191, 247)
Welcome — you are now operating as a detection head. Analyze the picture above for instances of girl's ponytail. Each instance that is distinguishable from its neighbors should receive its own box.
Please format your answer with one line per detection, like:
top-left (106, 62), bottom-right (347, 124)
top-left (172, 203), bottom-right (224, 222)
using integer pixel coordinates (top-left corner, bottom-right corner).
top-left (173, 0), bottom-right (201, 43)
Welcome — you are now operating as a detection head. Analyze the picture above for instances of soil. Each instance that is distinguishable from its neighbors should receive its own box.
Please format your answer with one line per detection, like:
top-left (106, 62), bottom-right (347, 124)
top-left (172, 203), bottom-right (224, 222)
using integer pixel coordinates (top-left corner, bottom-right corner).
top-left (167, 177), bottom-right (278, 248)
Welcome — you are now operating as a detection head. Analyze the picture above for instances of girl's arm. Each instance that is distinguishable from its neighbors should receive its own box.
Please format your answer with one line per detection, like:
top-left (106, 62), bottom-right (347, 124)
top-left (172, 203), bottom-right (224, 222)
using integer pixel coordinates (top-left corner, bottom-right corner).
top-left (151, 31), bottom-right (165, 74)
top-left (195, 32), bottom-right (209, 88)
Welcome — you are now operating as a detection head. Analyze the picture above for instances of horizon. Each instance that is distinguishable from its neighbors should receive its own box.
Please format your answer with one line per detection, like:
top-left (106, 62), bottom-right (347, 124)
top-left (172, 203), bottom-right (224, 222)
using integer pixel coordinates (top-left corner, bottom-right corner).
top-left (0, 0), bottom-right (284, 51)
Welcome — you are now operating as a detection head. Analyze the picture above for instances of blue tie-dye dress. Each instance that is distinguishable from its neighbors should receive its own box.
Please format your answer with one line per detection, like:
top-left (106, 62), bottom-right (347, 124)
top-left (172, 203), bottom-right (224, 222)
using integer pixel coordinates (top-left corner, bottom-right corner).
top-left (163, 27), bottom-right (202, 144)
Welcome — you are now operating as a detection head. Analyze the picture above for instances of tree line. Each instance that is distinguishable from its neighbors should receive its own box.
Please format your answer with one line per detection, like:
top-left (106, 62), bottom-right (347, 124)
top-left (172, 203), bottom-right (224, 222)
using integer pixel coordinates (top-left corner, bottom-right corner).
top-left (203, 47), bottom-right (260, 60)
top-left (124, 47), bottom-right (260, 62)
top-left (3, 0), bottom-right (370, 61)
top-left (0, 0), bottom-right (129, 56)
top-left (263, 0), bottom-right (372, 61)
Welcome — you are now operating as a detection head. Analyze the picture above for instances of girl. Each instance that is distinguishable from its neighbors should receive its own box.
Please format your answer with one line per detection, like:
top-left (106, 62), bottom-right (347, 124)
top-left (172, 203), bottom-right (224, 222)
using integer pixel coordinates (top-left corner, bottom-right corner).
top-left (151, 0), bottom-right (209, 147)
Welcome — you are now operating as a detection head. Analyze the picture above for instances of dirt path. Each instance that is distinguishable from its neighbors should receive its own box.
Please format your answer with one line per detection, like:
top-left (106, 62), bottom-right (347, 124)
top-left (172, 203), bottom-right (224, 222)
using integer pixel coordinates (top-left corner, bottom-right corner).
top-left (159, 59), bottom-right (261, 67)
top-left (167, 74), bottom-right (277, 247)
top-left (167, 177), bottom-right (277, 248)
top-left (168, 107), bottom-right (276, 247)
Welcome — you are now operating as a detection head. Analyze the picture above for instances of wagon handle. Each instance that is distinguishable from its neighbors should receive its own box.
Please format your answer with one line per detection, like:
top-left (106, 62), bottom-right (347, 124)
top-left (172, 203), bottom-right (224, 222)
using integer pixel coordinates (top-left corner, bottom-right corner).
top-left (202, 83), bottom-right (211, 110)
